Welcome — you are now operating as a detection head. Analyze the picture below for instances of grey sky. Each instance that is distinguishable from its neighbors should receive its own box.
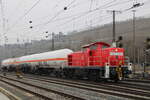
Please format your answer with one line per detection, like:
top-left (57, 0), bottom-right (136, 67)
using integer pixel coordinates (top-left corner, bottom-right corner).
top-left (0, 0), bottom-right (150, 44)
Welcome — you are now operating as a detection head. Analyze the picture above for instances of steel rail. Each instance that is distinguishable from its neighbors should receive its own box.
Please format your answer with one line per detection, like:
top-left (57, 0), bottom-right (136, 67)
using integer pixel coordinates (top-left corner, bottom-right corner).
top-left (12, 74), bottom-right (150, 100)
top-left (0, 78), bottom-right (52, 100)
top-left (124, 79), bottom-right (150, 83)
top-left (0, 75), bottom-right (85, 100)
top-left (24, 74), bottom-right (150, 91)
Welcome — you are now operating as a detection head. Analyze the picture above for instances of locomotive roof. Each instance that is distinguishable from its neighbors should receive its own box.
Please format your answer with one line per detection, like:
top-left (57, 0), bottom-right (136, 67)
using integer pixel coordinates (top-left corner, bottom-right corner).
top-left (82, 42), bottom-right (110, 48)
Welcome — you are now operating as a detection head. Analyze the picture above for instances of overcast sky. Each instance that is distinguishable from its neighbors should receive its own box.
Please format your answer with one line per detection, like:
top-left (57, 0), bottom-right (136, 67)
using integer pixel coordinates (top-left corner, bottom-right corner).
top-left (0, 0), bottom-right (150, 45)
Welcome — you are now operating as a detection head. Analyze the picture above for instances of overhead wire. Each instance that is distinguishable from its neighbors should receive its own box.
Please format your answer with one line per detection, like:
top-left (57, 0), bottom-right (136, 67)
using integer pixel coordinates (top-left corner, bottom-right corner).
top-left (30, 0), bottom-right (88, 23)
top-left (9, 0), bottom-right (78, 38)
top-left (31, 0), bottom-right (63, 22)
top-left (25, 0), bottom-right (125, 29)
top-left (120, 0), bottom-right (150, 14)
top-left (6, 0), bottom-right (66, 32)
top-left (8, 10), bottom-right (97, 32)
top-left (60, 15), bottom-right (113, 33)
top-left (11, 9), bottom-right (96, 32)
top-left (37, 0), bottom-right (77, 26)
top-left (3, 0), bottom-right (150, 44)
top-left (6, 0), bottom-right (76, 34)
top-left (48, 0), bottom-right (140, 35)
top-left (46, 0), bottom-right (132, 30)
top-left (54, 0), bottom-right (131, 23)
top-left (4, 0), bottom-right (142, 41)
top-left (0, 0), bottom-right (43, 43)
top-left (28, 0), bottom-right (77, 34)
top-left (6, 0), bottom-right (131, 35)
top-left (7, 0), bottom-right (42, 32)
top-left (25, 0), bottom-right (150, 38)
top-left (10, 0), bottom-right (118, 32)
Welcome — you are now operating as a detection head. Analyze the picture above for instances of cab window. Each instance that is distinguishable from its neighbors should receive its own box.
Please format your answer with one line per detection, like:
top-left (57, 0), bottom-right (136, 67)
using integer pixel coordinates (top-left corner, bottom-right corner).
top-left (90, 45), bottom-right (97, 50)
top-left (102, 45), bottom-right (108, 49)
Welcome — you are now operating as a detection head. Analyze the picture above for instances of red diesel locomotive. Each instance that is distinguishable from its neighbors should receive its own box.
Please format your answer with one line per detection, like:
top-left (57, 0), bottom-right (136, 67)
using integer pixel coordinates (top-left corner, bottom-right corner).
top-left (65, 42), bottom-right (131, 81)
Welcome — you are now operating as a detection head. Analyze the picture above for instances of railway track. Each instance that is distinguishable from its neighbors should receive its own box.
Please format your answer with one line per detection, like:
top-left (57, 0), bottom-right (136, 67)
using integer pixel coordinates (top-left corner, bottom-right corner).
top-left (0, 75), bottom-right (85, 100)
top-left (24, 74), bottom-right (150, 91)
top-left (124, 78), bottom-right (150, 83)
top-left (2, 73), bottom-right (150, 100)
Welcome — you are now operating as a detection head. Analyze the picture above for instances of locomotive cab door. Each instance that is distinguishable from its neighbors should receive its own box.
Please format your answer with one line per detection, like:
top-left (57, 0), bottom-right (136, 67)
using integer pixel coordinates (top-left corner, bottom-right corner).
top-left (88, 45), bottom-right (98, 66)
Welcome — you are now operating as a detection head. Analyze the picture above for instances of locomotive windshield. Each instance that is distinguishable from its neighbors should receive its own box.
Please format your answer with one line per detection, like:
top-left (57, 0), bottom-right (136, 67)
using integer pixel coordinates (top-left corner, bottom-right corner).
top-left (102, 45), bottom-right (108, 49)
top-left (110, 52), bottom-right (123, 56)
top-left (90, 45), bottom-right (97, 50)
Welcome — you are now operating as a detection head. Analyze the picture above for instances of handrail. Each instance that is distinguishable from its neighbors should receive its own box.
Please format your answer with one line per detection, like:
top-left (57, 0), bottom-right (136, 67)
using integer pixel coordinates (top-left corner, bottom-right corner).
top-left (68, 55), bottom-right (126, 66)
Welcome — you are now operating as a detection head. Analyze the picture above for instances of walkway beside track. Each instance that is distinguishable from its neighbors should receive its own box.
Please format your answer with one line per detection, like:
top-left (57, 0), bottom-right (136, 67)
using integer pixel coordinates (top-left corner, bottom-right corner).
top-left (0, 92), bottom-right (10, 100)
top-left (0, 87), bottom-right (20, 100)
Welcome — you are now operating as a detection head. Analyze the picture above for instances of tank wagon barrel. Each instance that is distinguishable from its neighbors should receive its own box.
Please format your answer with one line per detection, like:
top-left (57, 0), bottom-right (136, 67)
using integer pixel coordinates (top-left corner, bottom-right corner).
top-left (1, 49), bottom-right (73, 73)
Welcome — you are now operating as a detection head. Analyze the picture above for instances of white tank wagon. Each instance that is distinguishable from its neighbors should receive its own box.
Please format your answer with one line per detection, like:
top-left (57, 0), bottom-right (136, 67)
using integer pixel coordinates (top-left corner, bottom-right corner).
top-left (1, 49), bottom-right (73, 74)
top-left (13, 49), bottom-right (73, 73)
top-left (19, 49), bottom-right (73, 66)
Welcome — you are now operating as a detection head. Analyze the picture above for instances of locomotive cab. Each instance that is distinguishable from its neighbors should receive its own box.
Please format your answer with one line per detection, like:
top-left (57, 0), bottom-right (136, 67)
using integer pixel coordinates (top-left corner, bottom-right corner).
top-left (105, 48), bottom-right (125, 80)
top-left (84, 42), bottom-right (126, 80)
